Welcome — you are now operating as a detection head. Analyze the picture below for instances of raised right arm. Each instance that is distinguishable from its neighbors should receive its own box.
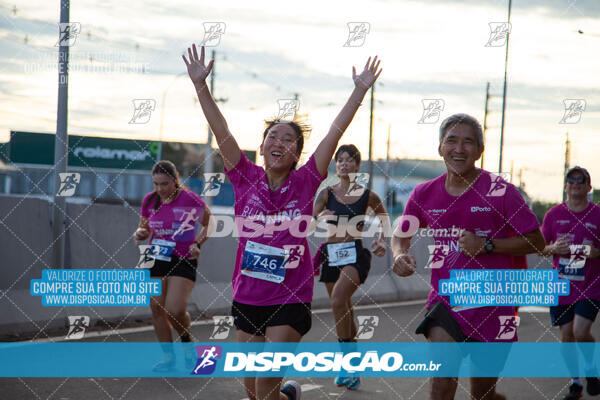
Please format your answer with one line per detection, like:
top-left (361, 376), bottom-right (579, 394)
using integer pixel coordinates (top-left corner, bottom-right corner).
top-left (183, 44), bottom-right (241, 170)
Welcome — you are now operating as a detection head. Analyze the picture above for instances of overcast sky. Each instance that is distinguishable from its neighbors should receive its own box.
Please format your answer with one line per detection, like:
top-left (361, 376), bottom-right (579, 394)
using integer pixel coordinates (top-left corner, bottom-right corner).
top-left (1, 0), bottom-right (598, 202)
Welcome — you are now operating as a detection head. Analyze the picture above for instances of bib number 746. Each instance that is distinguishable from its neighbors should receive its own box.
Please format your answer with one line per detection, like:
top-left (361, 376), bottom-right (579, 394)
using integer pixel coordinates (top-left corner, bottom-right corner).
top-left (252, 255), bottom-right (279, 270)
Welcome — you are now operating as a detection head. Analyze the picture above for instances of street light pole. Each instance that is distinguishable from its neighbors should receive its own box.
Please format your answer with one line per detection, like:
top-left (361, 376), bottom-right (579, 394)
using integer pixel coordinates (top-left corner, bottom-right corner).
top-left (498, 0), bottom-right (512, 173)
top-left (52, 0), bottom-right (70, 269)
top-left (368, 84), bottom-right (375, 190)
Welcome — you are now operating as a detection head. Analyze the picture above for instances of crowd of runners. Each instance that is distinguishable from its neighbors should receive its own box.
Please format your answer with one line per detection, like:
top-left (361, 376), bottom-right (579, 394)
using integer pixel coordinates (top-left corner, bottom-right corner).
top-left (130, 44), bottom-right (600, 400)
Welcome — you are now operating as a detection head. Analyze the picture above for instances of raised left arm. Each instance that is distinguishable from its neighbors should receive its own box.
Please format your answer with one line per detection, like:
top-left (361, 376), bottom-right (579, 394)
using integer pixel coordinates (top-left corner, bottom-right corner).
top-left (313, 57), bottom-right (382, 176)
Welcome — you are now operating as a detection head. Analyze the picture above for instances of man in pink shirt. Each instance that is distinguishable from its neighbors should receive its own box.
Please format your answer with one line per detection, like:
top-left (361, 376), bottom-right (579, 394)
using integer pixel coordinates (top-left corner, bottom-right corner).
top-left (542, 166), bottom-right (600, 400)
top-left (391, 113), bottom-right (545, 400)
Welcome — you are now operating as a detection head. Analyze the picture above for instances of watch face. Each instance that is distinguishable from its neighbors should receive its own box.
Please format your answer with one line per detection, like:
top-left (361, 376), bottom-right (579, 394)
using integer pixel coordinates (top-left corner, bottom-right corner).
top-left (485, 240), bottom-right (494, 253)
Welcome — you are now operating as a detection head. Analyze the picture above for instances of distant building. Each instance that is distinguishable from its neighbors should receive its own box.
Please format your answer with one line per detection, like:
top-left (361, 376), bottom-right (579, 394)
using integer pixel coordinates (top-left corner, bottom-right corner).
top-left (0, 131), bottom-right (255, 206)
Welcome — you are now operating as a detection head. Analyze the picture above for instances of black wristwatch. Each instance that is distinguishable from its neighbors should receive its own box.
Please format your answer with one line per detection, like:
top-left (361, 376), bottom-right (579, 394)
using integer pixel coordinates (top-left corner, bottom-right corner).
top-left (195, 240), bottom-right (202, 249)
top-left (484, 237), bottom-right (495, 254)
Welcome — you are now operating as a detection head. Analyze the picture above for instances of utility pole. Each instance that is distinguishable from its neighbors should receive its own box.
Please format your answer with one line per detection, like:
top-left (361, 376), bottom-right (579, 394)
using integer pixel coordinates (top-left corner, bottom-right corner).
top-left (384, 124), bottom-right (391, 211)
top-left (52, 0), bottom-right (70, 269)
top-left (563, 132), bottom-right (570, 201)
top-left (481, 82), bottom-right (491, 169)
top-left (518, 168), bottom-right (524, 189)
top-left (384, 123), bottom-right (392, 276)
top-left (204, 50), bottom-right (227, 205)
top-left (498, 0), bottom-right (513, 173)
top-left (204, 50), bottom-right (216, 206)
top-left (368, 84), bottom-right (375, 191)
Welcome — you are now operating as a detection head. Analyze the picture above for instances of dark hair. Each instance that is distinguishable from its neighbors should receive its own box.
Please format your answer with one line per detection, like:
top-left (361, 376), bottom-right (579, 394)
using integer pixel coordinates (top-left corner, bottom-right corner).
top-left (148, 160), bottom-right (185, 210)
top-left (262, 118), bottom-right (311, 170)
top-left (334, 144), bottom-right (361, 164)
top-left (439, 113), bottom-right (484, 148)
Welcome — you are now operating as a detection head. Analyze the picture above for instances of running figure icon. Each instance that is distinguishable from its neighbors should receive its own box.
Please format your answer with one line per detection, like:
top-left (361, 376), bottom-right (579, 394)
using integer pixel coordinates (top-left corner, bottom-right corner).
top-left (193, 346), bottom-right (219, 374)
top-left (171, 208), bottom-right (199, 239)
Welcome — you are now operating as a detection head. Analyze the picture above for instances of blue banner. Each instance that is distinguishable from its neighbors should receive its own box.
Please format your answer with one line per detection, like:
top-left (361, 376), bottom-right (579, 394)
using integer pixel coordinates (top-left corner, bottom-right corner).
top-left (0, 342), bottom-right (598, 378)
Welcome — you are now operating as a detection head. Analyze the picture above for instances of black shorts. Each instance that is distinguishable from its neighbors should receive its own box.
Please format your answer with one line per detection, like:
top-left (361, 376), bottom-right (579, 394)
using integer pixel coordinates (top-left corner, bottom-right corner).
top-left (550, 299), bottom-right (600, 326)
top-left (416, 303), bottom-right (511, 375)
top-left (149, 256), bottom-right (197, 282)
top-left (231, 301), bottom-right (312, 336)
top-left (318, 240), bottom-right (371, 284)
top-left (416, 302), bottom-right (474, 342)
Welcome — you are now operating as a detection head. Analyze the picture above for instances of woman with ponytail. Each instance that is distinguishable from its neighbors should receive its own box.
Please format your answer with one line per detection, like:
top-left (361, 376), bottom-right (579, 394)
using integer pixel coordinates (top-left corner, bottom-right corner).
top-left (134, 160), bottom-right (213, 371)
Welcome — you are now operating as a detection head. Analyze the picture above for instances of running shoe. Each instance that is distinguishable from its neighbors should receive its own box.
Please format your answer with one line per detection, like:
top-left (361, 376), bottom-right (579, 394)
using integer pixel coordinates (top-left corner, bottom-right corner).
top-left (586, 376), bottom-right (600, 396)
top-left (334, 375), bottom-right (351, 387)
top-left (344, 377), bottom-right (361, 391)
top-left (152, 353), bottom-right (176, 372)
top-left (281, 380), bottom-right (302, 400)
top-left (183, 343), bottom-right (196, 370)
top-left (564, 382), bottom-right (583, 400)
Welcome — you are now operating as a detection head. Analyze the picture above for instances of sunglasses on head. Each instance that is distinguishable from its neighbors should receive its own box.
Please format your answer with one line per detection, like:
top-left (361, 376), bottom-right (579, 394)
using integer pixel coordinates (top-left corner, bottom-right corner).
top-left (567, 176), bottom-right (586, 184)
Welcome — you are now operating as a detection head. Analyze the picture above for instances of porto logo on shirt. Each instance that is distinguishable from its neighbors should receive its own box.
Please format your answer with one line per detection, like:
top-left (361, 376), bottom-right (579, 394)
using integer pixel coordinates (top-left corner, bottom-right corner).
top-left (191, 345), bottom-right (222, 375)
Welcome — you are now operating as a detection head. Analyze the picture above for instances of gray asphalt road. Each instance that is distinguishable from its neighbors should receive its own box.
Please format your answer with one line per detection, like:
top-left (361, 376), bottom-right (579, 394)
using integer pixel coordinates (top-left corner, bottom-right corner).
top-left (1, 302), bottom-right (593, 399)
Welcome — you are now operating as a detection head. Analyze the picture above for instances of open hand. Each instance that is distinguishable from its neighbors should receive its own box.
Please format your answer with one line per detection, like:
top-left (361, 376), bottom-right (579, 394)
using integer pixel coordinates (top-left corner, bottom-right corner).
top-left (352, 56), bottom-right (382, 90)
top-left (182, 44), bottom-right (214, 85)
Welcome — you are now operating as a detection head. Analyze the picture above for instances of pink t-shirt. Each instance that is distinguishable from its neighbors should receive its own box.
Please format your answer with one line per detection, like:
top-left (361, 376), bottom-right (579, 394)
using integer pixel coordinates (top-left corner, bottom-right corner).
top-left (225, 152), bottom-right (326, 306)
top-left (402, 170), bottom-right (540, 342)
top-left (141, 189), bottom-right (206, 258)
top-left (541, 202), bottom-right (600, 303)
